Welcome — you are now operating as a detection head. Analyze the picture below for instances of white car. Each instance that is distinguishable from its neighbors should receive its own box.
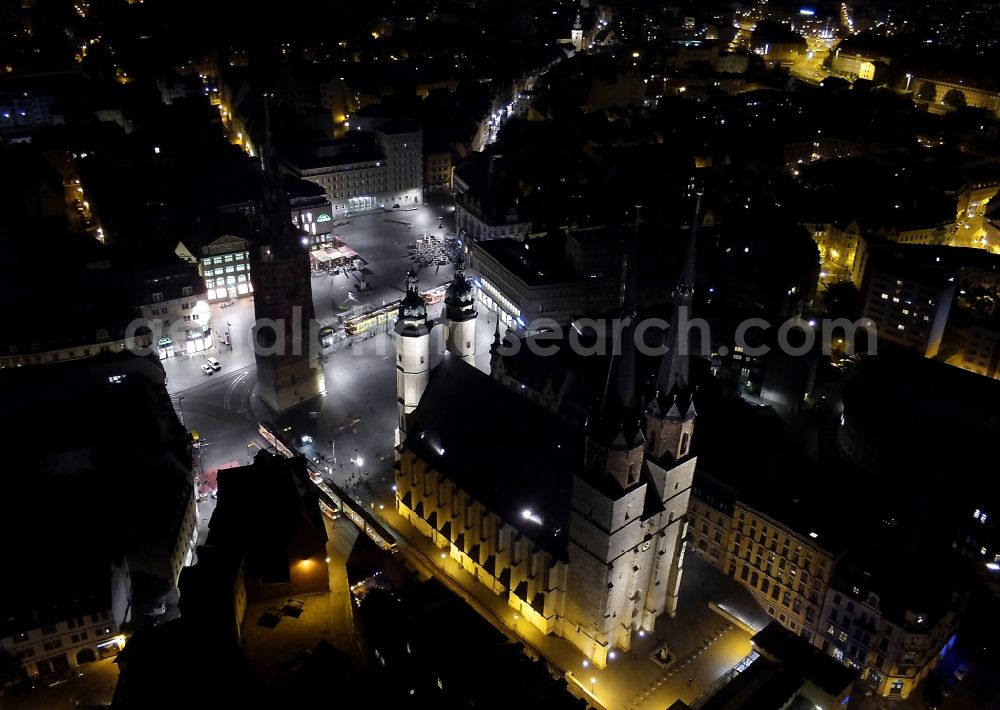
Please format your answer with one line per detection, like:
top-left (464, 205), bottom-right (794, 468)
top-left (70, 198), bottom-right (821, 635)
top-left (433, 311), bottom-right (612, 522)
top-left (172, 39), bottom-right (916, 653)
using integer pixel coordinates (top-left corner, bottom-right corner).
top-left (200, 364), bottom-right (214, 375)
top-left (954, 664), bottom-right (970, 681)
top-left (207, 357), bottom-right (221, 371)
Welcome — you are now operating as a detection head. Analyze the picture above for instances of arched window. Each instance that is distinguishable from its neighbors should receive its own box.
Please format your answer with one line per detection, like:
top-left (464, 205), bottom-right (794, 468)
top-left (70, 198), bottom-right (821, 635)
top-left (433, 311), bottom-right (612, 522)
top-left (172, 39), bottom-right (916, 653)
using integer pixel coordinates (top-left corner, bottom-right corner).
top-left (680, 432), bottom-right (690, 456)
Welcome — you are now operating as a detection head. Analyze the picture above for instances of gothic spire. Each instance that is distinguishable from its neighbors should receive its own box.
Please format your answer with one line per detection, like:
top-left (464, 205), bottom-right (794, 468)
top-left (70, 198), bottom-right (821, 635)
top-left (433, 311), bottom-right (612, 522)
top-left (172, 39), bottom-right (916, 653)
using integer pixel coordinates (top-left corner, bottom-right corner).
top-left (593, 205), bottom-right (643, 443)
top-left (489, 317), bottom-right (503, 373)
top-left (656, 187), bottom-right (703, 397)
top-left (615, 205), bottom-right (641, 412)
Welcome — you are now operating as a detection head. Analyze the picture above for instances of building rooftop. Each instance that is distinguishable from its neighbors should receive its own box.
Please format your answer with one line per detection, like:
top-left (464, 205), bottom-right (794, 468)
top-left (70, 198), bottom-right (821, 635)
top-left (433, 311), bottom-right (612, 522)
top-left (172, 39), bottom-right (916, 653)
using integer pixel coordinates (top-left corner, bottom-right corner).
top-left (831, 543), bottom-right (968, 629)
top-left (376, 119), bottom-right (421, 136)
top-left (691, 394), bottom-right (852, 556)
top-left (751, 623), bottom-right (856, 697)
top-left (405, 355), bottom-right (584, 560)
top-left (207, 451), bottom-right (327, 583)
top-left (280, 135), bottom-right (384, 171)
top-left (473, 237), bottom-right (581, 288)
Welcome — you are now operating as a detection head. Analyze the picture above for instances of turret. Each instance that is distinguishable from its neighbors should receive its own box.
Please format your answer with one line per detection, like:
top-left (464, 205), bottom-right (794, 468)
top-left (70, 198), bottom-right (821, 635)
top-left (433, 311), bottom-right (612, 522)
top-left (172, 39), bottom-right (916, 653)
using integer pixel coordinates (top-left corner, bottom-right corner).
top-left (444, 253), bottom-right (477, 364)
top-left (394, 270), bottom-right (430, 442)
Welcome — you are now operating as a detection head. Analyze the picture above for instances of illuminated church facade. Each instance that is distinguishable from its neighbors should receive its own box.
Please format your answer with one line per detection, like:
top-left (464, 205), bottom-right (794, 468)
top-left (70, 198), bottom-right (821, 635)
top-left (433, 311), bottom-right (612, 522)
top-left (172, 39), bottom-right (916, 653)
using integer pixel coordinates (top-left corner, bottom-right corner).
top-left (393, 207), bottom-right (701, 666)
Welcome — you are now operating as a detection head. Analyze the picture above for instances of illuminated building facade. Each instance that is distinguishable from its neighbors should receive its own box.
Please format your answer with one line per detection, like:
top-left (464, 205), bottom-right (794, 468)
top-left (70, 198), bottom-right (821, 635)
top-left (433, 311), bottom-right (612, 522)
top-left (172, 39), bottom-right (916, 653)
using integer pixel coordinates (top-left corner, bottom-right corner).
top-left (281, 121), bottom-right (423, 216)
top-left (133, 267), bottom-right (214, 359)
top-left (818, 559), bottom-right (966, 699)
top-left (198, 234), bottom-right (254, 303)
top-left (859, 258), bottom-right (955, 358)
top-left (0, 561), bottom-right (130, 679)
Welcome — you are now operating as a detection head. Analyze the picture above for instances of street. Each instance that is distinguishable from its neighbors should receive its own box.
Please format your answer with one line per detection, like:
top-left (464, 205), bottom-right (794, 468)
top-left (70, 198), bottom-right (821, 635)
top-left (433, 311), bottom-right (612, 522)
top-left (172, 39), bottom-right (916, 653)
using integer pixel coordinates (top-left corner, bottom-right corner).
top-left (165, 200), bottom-right (471, 540)
top-left (158, 198), bottom-right (761, 709)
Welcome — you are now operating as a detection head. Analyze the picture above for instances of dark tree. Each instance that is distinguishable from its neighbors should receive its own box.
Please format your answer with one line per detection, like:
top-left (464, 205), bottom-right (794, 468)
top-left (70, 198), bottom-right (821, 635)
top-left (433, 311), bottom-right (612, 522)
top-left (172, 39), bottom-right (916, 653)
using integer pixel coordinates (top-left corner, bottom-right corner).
top-left (942, 88), bottom-right (967, 109)
top-left (0, 649), bottom-right (20, 685)
top-left (917, 81), bottom-right (937, 102)
top-left (822, 280), bottom-right (861, 321)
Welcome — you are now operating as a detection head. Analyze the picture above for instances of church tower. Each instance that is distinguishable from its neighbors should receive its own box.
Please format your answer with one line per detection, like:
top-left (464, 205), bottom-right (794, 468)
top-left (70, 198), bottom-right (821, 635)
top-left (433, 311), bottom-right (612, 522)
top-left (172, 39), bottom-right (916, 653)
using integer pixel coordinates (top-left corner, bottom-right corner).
top-left (564, 208), bottom-right (653, 666)
top-left (571, 11), bottom-right (584, 51)
top-left (394, 269), bottom-right (430, 444)
top-left (444, 253), bottom-right (477, 365)
top-left (646, 188), bottom-right (702, 462)
top-left (252, 100), bottom-right (325, 412)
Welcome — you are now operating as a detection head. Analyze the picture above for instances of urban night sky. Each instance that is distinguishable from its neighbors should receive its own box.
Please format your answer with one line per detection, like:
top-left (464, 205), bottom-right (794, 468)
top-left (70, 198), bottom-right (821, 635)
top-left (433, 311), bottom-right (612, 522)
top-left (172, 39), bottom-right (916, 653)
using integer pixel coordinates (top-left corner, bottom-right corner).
top-left (1, 0), bottom-right (999, 708)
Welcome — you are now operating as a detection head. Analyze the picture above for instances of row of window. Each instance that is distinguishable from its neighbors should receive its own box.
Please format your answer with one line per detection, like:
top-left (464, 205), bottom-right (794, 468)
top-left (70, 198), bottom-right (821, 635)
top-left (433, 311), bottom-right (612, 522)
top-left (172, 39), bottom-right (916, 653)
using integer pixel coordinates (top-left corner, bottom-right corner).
top-left (205, 264), bottom-right (246, 276)
top-left (203, 254), bottom-right (244, 265)
top-left (207, 274), bottom-right (249, 288)
top-left (151, 285), bottom-right (194, 302)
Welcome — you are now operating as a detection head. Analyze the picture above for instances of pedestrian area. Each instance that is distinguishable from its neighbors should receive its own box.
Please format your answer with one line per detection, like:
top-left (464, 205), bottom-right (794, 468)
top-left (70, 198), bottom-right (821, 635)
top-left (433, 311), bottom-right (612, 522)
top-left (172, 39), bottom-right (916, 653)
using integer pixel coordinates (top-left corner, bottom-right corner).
top-left (378, 507), bottom-right (763, 710)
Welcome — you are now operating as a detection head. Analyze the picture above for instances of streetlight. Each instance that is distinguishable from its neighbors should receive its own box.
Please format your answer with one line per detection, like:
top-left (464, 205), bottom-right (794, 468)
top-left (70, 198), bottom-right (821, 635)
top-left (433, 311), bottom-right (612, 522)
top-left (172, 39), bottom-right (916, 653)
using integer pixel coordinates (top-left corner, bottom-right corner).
top-left (513, 613), bottom-right (519, 631)
top-left (590, 677), bottom-right (597, 695)
top-left (177, 395), bottom-right (186, 429)
top-left (905, 73), bottom-right (912, 92)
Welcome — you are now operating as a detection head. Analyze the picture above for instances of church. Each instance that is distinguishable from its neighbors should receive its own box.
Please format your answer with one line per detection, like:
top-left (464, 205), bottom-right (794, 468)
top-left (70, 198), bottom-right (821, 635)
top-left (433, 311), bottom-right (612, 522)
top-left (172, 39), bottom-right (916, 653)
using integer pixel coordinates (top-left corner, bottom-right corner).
top-left (392, 202), bottom-right (702, 667)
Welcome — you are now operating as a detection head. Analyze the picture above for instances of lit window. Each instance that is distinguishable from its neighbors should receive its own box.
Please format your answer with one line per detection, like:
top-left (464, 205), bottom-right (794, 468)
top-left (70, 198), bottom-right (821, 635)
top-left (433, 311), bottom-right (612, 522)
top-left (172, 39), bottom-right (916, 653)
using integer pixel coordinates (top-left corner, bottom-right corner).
top-left (897, 325), bottom-right (905, 331)
top-left (881, 293), bottom-right (889, 300)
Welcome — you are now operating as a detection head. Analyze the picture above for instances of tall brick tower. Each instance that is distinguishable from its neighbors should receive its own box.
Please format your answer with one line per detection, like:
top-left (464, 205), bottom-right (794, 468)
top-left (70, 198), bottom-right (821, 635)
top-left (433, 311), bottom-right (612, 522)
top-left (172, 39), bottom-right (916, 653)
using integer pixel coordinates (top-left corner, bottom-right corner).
top-left (251, 100), bottom-right (325, 412)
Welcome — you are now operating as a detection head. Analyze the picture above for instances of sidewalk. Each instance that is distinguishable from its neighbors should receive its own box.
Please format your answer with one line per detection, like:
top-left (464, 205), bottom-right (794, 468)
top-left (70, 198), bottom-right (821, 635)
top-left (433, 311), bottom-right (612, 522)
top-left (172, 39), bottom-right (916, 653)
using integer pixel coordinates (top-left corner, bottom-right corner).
top-left (377, 507), bottom-right (754, 710)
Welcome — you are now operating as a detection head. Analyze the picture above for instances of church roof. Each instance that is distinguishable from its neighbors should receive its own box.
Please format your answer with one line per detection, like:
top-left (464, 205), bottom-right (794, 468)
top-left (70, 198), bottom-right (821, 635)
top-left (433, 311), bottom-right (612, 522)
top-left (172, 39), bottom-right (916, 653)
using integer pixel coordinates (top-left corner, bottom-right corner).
top-left (405, 355), bottom-right (584, 560)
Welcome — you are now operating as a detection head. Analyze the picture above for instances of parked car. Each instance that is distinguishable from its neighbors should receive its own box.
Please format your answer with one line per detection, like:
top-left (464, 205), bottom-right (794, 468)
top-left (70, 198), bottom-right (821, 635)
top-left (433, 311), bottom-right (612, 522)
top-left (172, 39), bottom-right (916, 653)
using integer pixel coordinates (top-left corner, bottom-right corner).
top-left (145, 603), bottom-right (166, 617)
top-left (954, 663), bottom-right (971, 681)
top-left (206, 357), bottom-right (221, 371)
top-left (200, 364), bottom-right (214, 375)
top-left (941, 677), bottom-right (958, 697)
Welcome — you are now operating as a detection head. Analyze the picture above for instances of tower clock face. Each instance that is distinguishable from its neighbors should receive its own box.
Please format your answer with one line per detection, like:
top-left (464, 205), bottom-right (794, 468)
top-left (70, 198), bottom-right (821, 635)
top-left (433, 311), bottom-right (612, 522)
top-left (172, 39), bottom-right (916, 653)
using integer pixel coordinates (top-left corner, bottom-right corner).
top-left (283, 266), bottom-right (299, 298)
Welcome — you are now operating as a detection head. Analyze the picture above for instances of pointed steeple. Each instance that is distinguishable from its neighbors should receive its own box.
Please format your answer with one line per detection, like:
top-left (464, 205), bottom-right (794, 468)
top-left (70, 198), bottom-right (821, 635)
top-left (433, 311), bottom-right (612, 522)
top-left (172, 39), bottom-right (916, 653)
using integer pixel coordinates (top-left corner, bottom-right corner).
top-left (489, 317), bottom-right (503, 373)
top-left (656, 188), bottom-right (702, 398)
top-left (615, 205), bottom-right (641, 412)
top-left (591, 205), bottom-right (644, 450)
